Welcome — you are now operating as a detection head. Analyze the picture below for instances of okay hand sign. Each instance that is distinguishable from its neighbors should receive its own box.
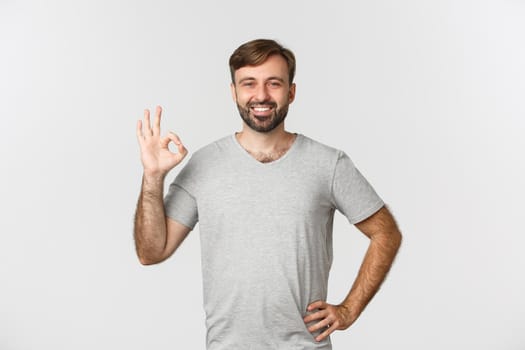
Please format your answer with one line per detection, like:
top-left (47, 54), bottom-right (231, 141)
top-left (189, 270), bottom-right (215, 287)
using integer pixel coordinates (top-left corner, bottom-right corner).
top-left (136, 106), bottom-right (188, 177)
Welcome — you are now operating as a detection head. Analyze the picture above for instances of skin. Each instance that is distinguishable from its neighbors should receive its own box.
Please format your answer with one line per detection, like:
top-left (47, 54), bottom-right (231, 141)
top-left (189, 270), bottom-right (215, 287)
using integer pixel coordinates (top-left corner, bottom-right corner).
top-left (230, 55), bottom-right (298, 160)
top-left (232, 54), bottom-right (295, 134)
top-left (134, 106), bottom-right (191, 265)
top-left (303, 206), bottom-right (402, 341)
top-left (134, 54), bottom-right (402, 342)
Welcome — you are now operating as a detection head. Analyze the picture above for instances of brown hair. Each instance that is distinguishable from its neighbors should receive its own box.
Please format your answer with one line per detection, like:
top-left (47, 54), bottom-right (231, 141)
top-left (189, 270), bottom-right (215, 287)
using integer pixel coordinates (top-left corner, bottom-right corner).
top-left (229, 39), bottom-right (296, 84)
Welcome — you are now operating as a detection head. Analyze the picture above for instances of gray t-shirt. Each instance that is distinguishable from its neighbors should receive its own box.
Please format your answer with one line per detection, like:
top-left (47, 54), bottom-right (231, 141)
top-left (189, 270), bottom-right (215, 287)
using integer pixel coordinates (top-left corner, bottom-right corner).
top-left (164, 134), bottom-right (384, 350)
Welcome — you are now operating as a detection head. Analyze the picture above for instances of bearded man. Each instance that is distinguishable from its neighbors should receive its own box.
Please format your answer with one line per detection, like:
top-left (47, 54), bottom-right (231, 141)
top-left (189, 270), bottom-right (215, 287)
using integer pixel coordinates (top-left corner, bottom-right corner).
top-left (134, 38), bottom-right (402, 350)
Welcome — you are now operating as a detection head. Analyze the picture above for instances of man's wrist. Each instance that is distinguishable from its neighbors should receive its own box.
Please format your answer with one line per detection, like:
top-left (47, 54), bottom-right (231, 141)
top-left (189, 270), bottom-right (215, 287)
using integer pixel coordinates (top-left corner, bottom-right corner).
top-left (338, 301), bottom-right (361, 325)
top-left (143, 169), bottom-right (166, 181)
top-left (340, 298), bottom-right (362, 318)
top-left (142, 171), bottom-right (167, 190)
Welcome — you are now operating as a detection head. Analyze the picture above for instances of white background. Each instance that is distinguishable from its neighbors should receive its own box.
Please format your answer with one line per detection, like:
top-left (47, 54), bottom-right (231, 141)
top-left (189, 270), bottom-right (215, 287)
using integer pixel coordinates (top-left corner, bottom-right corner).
top-left (1, 0), bottom-right (524, 349)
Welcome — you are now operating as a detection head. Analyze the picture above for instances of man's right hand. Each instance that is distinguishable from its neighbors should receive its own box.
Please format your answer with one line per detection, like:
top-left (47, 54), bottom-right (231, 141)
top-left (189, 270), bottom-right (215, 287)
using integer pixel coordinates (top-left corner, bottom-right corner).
top-left (136, 106), bottom-right (188, 177)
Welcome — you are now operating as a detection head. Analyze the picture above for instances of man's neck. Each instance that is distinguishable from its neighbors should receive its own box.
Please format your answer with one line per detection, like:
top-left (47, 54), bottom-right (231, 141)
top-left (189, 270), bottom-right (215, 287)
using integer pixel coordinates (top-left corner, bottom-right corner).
top-left (235, 124), bottom-right (297, 163)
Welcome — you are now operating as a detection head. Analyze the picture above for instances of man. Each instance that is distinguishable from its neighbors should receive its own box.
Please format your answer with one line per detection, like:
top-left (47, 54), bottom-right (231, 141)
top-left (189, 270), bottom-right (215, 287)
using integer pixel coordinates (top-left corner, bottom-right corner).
top-left (134, 39), bottom-right (402, 350)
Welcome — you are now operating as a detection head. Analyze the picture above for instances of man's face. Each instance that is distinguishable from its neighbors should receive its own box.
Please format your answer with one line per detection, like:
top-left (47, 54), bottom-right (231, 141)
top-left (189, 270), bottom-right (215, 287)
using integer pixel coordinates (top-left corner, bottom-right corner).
top-left (231, 55), bottom-right (296, 133)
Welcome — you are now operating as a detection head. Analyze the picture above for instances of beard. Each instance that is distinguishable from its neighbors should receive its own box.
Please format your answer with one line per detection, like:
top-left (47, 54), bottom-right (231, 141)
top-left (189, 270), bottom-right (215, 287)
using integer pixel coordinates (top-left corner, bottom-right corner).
top-left (236, 100), bottom-right (289, 133)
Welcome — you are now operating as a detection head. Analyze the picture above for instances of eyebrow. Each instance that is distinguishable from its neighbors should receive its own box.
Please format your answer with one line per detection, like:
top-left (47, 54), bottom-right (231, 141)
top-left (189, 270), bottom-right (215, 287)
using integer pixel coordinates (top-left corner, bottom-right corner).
top-left (237, 76), bottom-right (285, 84)
top-left (267, 77), bottom-right (285, 83)
top-left (238, 77), bottom-right (255, 84)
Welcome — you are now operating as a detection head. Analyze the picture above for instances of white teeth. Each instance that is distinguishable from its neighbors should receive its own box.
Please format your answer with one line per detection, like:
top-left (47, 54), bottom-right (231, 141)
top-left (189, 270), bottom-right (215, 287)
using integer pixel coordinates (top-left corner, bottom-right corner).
top-left (253, 107), bottom-right (270, 112)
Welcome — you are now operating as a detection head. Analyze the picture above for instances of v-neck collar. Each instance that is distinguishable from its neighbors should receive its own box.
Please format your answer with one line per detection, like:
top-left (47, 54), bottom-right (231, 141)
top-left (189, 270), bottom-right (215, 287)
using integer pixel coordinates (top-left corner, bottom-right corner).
top-left (230, 133), bottom-right (303, 167)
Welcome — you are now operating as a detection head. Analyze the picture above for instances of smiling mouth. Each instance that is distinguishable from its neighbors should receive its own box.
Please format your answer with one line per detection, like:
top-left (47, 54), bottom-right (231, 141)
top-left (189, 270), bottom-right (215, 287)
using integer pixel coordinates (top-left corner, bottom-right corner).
top-left (252, 106), bottom-right (272, 112)
top-left (250, 104), bottom-right (275, 118)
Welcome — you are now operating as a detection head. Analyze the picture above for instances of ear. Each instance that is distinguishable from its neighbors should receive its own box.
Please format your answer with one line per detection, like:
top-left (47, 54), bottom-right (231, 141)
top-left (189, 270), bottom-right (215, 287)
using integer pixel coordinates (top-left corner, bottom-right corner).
top-left (230, 82), bottom-right (237, 103)
top-left (288, 83), bottom-right (296, 103)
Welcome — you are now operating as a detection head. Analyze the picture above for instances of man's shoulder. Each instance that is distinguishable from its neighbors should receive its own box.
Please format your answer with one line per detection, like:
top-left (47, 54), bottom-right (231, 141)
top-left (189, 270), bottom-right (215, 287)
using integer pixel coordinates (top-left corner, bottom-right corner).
top-left (298, 134), bottom-right (344, 159)
top-left (189, 135), bottom-right (233, 161)
top-left (174, 135), bottom-right (233, 181)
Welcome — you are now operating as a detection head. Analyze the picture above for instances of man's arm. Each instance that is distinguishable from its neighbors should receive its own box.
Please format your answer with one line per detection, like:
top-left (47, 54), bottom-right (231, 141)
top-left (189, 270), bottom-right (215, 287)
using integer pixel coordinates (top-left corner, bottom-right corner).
top-left (134, 106), bottom-right (191, 265)
top-left (134, 175), bottom-right (191, 265)
top-left (304, 205), bottom-right (402, 342)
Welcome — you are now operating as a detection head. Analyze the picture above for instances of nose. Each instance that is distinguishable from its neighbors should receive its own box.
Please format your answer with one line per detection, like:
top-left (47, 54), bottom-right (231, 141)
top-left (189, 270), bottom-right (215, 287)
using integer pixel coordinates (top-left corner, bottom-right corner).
top-left (254, 84), bottom-right (270, 102)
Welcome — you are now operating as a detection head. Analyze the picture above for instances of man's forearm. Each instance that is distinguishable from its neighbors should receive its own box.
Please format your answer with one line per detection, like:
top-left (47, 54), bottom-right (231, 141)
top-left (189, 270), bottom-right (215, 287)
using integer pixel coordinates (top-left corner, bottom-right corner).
top-left (342, 219), bottom-right (402, 320)
top-left (303, 210), bottom-right (401, 341)
top-left (134, 174), bottom-right (168, 265)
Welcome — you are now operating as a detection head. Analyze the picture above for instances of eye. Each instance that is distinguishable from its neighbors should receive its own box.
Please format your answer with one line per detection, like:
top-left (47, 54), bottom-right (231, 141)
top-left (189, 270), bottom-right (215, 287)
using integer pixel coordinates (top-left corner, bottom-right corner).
top-left (268, 81), bottom-right (282, 88)
top-left (240, 81), bottom-right (255, 88)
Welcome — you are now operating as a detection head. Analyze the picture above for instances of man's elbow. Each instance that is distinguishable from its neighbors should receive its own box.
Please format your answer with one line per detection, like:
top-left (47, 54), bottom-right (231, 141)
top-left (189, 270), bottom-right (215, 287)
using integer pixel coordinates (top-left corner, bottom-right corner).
top-left (138, 256), bottom-right (156, 266)
top-left (137, 252), bottom-right (164, 266)
top-left (390, 229), bottom-right (402, 251)
top-left (374, 226), bottom-right (402, 251)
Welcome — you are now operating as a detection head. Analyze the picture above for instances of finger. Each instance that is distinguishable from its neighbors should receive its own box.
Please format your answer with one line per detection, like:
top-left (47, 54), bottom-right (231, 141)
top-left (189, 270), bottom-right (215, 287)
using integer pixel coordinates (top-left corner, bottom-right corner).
top-left (163, 133), bottom-right (188, 157)
top-left (167, 131), bottom-right (181, 145)
top-left (143, 109), bottom-right (152, 136)
top-left (303, 309), bottom-right (328, 323)
top-left (136, 120), bottom-right (144, 140)
top-left (169, 132), bottom-right (187, 155)
top-left (176, 139), bottom-right (188, 159)
top-left (161, 132), bottom-right (181, 149)
top-left (307, 317), bottom-right (332, 333)
top-left (307, 300), bottom-right (326, 312)
top-left (153, 105), bottom-right (162, 136)
top-left (315, 323), bottom-right (338, 342)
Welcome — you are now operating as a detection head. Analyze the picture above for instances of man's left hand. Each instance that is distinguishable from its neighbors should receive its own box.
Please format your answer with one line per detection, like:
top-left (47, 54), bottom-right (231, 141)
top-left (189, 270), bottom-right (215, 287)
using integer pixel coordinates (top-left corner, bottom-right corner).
top-left (303, 300), bottom-right (357, 342)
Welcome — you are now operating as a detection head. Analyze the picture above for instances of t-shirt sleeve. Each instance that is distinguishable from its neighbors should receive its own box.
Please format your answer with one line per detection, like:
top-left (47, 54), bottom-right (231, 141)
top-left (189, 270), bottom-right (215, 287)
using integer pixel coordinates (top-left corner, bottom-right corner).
top-left (331, 151), bottom-right (384, 224)
top-left (164, 162), bottom-right (199, 229)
